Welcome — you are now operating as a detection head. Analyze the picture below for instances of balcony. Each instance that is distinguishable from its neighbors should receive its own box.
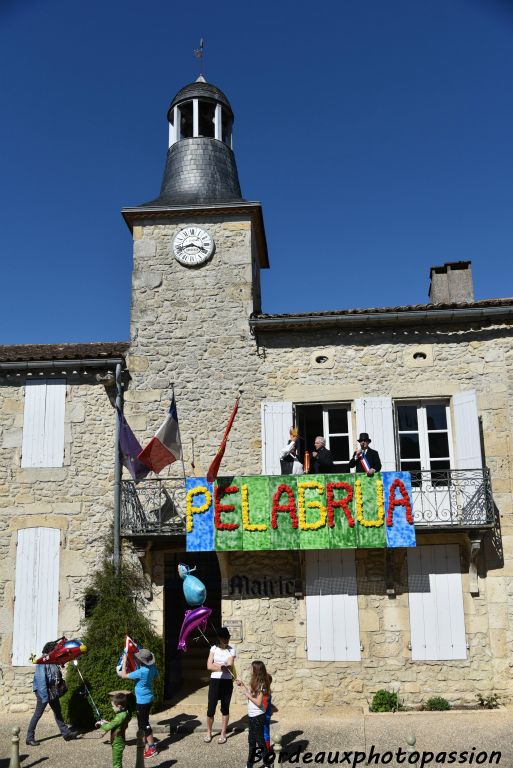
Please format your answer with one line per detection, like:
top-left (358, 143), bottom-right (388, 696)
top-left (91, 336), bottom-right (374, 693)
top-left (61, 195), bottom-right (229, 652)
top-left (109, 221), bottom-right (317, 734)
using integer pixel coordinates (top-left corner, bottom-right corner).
top-left (409, 468), bottom-right (494, 529)
top-left (121, 478), bottom-right (186, 537)
top-left (120, 468), bottom-right (495, 538)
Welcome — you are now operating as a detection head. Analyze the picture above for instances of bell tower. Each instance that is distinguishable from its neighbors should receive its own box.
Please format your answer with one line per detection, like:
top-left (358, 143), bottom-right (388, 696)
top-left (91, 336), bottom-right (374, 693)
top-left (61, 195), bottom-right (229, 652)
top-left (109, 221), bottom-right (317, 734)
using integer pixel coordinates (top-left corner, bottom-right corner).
top-left (152, 75), bottom-right (243, 206)
top-left (122, 76), bottom-right (268, 473)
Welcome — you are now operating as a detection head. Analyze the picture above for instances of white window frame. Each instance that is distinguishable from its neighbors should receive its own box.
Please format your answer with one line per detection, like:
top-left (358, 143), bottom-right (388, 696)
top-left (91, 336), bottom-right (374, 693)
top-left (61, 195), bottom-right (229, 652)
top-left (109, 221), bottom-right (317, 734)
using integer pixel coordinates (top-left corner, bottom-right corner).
top-left (322, 403), bottom-right (353, 470)
top-left (395, 399), bottom-right (455, 475)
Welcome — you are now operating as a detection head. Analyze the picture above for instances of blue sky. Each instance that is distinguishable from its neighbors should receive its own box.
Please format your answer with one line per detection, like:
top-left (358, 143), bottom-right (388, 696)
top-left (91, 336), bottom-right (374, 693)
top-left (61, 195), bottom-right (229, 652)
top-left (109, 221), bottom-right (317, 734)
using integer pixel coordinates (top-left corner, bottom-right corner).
top-left (1, 0), bottom-right (512, 343)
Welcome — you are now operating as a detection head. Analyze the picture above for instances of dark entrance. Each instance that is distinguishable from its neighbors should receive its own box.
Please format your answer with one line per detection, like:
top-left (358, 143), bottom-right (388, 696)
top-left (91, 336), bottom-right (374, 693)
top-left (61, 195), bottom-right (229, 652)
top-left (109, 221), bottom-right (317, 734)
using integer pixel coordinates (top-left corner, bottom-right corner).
top-left (164, 551), bottom-right (222, 699)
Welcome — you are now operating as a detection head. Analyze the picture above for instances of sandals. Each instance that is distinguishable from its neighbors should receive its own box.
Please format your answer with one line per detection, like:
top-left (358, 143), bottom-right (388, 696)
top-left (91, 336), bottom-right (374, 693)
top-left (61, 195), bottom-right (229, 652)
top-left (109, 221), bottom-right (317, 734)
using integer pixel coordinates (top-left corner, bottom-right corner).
top-left (204, 733), bottom-right (227, 744)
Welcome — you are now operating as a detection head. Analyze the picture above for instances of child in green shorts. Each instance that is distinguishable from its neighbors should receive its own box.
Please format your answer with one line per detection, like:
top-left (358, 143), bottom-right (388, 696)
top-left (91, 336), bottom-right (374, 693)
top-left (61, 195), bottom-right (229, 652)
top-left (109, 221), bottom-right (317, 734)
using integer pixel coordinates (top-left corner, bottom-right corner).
top-left (96, 692), bottom-right (131, 768)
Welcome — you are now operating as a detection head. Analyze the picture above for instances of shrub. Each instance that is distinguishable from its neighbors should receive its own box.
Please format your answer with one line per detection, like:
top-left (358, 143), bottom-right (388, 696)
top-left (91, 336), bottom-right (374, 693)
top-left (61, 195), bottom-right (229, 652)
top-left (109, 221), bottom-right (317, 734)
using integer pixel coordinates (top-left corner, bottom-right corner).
top-left (476, 693), bottom-right (500, 709)
top-left (424, 696), bottom-right (451, 711)
top-left (370, 689), bottom-right (399, 712)
top-left (60, 556), bottom-right (163, 728)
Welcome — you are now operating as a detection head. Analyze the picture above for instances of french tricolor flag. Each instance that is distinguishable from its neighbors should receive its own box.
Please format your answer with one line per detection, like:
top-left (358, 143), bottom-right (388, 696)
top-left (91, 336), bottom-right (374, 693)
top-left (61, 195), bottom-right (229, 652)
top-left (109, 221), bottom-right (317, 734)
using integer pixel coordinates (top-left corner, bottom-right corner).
top-left (138, 395), bottom-right (182, 474)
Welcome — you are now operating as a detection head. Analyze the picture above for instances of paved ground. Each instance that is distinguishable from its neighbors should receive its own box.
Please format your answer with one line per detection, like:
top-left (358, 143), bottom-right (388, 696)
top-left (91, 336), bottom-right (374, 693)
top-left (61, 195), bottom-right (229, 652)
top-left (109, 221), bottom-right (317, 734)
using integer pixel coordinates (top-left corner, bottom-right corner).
top-left (1, 704), bottom-right (511, 767)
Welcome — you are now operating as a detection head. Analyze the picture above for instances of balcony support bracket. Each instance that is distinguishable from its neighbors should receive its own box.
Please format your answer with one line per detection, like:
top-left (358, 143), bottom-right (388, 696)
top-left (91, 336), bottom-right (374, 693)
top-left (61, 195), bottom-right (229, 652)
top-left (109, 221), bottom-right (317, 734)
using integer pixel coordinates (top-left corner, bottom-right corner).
top-left (469, 534), bottom-right (483, 596)
top-left (133, 543), bottom-right (154, 601)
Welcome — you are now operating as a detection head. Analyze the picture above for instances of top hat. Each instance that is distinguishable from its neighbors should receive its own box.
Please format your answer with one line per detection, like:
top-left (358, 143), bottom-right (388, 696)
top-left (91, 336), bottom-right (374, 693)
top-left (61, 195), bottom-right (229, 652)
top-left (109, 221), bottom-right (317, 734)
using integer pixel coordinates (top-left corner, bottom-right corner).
top-left (135, 648), bottom-right (155, 666)
top-left (357, 433), bottom-right (371, 443)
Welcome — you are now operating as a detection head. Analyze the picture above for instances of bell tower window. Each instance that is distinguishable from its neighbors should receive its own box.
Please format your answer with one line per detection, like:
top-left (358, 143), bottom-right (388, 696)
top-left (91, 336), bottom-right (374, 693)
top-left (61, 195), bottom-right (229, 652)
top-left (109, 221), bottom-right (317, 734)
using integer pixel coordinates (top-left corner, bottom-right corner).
top-left (168, 94), bottom-right (234, 148)
top-left (198, 101), bottom-right (216, 138)
top-left (179, 101), bottom-right (194, 138)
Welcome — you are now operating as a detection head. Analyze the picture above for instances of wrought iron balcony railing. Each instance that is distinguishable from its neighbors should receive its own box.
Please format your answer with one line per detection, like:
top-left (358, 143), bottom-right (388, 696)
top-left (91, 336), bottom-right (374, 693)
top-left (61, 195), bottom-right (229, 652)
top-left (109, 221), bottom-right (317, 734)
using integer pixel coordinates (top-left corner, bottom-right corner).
top-left (120, 468), bottom-right (494, 537)
top-left (409, 468), bottom-right (494, 528)
top-left (121, 478), bottom-right (186, 536)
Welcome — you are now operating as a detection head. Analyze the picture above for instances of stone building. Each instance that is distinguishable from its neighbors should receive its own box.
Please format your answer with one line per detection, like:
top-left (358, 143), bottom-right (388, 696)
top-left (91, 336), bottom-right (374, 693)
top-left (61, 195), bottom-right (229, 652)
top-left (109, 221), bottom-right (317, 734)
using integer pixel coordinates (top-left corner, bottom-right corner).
top-left (1, 75), bottom-right (513, 711)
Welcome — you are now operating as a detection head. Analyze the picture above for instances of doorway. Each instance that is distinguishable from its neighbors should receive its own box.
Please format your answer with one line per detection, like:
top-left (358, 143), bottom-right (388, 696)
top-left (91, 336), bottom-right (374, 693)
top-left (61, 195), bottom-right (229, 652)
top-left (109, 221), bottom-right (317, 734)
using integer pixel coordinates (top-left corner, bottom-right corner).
top-left (164, 551), bottom-right (222, 699)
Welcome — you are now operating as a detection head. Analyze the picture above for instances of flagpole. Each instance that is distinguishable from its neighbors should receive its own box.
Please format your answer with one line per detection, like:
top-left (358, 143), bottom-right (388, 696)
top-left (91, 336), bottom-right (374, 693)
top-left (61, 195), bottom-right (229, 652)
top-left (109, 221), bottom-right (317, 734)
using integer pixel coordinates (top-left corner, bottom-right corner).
top-left (172, 383), bottom-right (188, 487)
top-left (113, 363), bottom-right (123, 575)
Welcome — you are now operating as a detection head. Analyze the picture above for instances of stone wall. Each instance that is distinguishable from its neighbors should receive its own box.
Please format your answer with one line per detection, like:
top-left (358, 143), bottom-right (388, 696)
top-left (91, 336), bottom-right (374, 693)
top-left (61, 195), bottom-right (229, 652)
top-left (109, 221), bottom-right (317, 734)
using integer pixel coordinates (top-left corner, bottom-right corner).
top-left (0, 379), bottom-right (116, 711)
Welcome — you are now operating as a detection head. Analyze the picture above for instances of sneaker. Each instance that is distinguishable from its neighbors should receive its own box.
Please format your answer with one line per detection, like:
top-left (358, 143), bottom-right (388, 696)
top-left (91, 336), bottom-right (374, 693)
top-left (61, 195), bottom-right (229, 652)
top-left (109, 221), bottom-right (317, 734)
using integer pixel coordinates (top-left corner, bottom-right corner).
top-left (144, 746), bottom-right (157, 758)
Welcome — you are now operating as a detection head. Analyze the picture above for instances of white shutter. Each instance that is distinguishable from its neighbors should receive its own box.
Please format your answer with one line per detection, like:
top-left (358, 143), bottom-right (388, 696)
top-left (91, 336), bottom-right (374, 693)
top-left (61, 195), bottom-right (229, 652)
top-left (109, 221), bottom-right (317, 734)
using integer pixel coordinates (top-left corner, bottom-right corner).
top-left (354, 397), bottom-right (396, 470)
top-left (261, 401), bottom-right (293, 475)
top-left (21, 380), bottom-right (65, 468)
top-left (305, 550), bottom-right (360, 661)
top-left (408, 544), bottom-right (466, 661)
top-left (43, 380), bottom-right (66, 466)
top-left (12, 527), bottom-right (60, 666)
top-left (453, 390), bottom-right (482, 469)
top-left (21, 382), bottom-right (47, 467)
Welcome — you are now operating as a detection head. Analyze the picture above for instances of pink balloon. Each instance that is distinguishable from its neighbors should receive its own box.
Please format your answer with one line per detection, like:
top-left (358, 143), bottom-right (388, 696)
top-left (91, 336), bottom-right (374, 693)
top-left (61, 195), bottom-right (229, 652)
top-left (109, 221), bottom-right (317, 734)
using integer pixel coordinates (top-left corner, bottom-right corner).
top-left (177, 605), bottom-right (212, 652)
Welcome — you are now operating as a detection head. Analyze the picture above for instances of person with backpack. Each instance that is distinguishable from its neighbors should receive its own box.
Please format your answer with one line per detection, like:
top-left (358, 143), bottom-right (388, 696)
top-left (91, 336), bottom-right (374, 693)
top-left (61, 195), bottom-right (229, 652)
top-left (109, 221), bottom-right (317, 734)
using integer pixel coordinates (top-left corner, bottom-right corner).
top-left (26, 640), bottom-right (79, 746)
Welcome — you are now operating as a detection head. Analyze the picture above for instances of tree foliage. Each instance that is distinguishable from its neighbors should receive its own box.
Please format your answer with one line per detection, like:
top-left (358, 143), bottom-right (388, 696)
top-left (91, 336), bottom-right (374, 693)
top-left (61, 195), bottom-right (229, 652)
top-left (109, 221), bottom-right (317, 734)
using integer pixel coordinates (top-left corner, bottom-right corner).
top-left (60, 557), bottom-right (163, 728)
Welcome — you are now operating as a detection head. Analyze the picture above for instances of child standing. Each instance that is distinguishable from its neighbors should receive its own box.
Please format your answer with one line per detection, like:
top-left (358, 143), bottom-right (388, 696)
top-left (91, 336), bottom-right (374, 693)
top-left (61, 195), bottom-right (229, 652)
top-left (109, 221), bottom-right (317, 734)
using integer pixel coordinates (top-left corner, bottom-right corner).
top-left (96, 692), bottom-right (131, 768)
top-left (121, 648), bottom-right (158, 759)
top-left (236, 661), bottom-right (272, 767)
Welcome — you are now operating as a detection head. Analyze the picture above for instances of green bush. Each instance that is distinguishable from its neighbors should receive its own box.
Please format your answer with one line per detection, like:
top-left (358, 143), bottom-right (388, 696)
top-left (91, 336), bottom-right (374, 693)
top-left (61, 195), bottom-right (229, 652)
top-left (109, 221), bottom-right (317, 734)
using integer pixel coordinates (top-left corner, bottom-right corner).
top-left (370, 689), bottom-right (399, 712)
top-left (60, 557), bottom-right (163, 728)
top-left (424, 696), bottom-right (451, 711)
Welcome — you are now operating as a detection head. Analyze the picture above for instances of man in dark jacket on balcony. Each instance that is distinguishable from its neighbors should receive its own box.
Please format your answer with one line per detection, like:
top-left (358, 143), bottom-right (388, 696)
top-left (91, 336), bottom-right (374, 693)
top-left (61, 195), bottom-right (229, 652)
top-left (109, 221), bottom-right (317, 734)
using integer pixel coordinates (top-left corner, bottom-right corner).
top-left (349, 433), bottom-right (382, 476)
top-left (311, 436), bottom-right (335, 474)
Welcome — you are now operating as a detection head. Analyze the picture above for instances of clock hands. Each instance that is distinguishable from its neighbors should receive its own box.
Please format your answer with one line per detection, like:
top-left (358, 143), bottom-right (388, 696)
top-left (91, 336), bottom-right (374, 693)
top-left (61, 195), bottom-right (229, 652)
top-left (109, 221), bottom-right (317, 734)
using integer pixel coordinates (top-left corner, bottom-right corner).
top-left (176, 241), bottom-right (207, 253)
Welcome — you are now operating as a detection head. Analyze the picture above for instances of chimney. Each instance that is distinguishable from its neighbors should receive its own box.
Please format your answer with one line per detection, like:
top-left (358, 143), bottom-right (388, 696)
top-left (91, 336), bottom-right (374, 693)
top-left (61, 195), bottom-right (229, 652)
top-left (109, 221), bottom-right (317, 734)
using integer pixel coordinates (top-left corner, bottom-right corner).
top-left (429, 261), bottom-right (474, 304)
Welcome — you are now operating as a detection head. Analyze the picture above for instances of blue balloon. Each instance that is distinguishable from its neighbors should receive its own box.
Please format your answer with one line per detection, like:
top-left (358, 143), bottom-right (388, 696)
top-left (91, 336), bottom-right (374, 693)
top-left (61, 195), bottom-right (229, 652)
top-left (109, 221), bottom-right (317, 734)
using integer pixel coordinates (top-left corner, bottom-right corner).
top-left (178, 564), bottom-right (207, 607)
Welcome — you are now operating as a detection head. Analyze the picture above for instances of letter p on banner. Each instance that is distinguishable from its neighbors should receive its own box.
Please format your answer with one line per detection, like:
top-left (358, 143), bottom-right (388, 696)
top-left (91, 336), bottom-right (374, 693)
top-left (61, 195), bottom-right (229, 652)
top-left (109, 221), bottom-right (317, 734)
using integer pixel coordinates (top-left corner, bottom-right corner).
top-left (186, 478), bottom-right (214, 551)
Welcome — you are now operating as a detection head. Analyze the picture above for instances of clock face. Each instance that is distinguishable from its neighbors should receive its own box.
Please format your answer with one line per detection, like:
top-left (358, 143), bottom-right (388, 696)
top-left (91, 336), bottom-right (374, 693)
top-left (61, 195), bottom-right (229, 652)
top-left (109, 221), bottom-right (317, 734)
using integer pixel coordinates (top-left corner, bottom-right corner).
top-left (173, 227), bottom-right (214, 267)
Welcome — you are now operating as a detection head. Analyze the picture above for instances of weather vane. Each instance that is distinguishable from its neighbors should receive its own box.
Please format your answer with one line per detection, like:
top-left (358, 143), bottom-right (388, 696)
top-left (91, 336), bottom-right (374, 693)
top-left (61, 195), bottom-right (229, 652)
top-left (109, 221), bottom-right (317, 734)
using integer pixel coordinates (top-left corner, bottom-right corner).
top-left (193, 38), bottom-right (205, 78)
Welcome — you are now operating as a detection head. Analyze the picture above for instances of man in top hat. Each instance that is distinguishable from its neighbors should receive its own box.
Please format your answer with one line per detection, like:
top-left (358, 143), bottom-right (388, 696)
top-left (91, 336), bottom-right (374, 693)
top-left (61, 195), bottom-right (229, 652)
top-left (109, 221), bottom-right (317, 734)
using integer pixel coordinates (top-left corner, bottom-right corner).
top-left (349, 433), bottom-right (382, 476)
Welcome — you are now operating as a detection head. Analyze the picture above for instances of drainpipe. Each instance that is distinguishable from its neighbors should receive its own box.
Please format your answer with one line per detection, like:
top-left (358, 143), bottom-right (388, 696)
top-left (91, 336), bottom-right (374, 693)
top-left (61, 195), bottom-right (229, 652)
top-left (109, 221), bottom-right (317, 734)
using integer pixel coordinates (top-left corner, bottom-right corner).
top-left (113, 363), bottom-right (123, 574)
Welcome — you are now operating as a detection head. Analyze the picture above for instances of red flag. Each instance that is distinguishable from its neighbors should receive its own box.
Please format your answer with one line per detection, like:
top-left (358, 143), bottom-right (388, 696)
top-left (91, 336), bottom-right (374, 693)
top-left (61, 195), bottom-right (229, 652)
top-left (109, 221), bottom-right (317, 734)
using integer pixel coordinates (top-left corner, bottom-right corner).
top-left (206, 397), bottom-right (239, 483)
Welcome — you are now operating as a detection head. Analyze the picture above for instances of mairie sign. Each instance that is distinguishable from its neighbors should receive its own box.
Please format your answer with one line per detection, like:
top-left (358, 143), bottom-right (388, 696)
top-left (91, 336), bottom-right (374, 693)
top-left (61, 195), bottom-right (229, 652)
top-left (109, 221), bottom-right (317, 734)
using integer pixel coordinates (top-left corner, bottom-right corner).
top-left (185, 473), bottom-right (415, 551)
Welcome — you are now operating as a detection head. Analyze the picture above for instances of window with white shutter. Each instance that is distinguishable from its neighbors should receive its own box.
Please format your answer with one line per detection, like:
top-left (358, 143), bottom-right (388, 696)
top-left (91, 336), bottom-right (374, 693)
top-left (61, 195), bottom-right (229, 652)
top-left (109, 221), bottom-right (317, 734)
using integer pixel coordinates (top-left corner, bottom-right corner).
top-left (305, 549), bottom-right (361, 661)
top-left (354, 397), bottom-right (396, 470)
top-left (395, 400), bottom-right (454, 483)
top-left (261, 402), bottom-right (293, 474)
top-left (452, 390), bottom-right (482, 469)
top-left (12, 527), bottom-right (60, 666)
top-left (408, 544), bottom-right (466, 661)
top-left (295, 403), bottom-right (353, 470)
top-left (21, 380), bottom-right (66, 467)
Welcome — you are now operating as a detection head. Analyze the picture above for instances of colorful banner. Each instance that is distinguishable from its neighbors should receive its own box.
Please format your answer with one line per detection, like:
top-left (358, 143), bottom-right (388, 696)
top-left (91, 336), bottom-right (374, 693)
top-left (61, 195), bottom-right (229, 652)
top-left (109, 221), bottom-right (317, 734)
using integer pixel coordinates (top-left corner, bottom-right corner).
top-left (186, 472), bottom-right (415, 552)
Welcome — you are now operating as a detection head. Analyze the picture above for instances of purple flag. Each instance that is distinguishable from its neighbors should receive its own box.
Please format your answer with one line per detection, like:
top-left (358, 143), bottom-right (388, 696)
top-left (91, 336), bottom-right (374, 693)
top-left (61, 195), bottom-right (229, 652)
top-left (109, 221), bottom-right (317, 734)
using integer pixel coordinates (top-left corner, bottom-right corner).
top-left (117, 407), bottom-right (150, 481)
